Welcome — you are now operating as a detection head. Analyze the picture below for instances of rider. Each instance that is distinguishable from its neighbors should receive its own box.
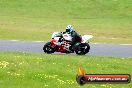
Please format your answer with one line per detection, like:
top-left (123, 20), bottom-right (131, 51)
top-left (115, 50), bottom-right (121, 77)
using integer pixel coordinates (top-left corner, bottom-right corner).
top-left (65, 25), bottom-right (82, 51)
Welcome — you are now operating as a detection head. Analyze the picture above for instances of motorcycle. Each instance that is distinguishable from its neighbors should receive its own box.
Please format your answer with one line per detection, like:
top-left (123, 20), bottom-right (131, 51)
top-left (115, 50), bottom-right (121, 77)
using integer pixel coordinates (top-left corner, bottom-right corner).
top-left (43, 32), bottom-right (93, 55)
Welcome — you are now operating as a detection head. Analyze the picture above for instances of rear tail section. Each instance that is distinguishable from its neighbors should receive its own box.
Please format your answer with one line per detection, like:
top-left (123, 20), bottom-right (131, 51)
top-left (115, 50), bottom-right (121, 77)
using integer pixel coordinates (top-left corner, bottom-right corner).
top-left (81, 35), bottom-right (93, 43)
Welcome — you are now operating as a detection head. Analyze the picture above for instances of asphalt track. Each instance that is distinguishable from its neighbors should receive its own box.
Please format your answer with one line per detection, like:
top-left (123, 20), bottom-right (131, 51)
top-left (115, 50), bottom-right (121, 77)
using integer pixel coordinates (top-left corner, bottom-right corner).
top-left (0, 40), bottom-right (132, 58)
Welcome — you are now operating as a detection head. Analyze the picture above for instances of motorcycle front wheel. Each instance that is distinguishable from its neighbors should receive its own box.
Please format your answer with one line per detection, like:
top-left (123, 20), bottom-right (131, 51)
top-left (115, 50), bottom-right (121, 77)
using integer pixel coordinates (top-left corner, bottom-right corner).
top-left (43, 42), bottom-right (55, 54)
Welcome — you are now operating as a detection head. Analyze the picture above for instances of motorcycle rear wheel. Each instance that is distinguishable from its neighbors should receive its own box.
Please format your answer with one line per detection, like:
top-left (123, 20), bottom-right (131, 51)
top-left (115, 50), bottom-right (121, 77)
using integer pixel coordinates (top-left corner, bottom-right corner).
top-left (74, 43), bottom-right (90, 55)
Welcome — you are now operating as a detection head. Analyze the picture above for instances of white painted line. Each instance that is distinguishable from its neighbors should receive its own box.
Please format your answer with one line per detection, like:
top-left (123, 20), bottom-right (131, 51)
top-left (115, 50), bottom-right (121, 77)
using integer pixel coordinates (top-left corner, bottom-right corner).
top-left (9, 40), bottom-right (20, 42)
top-left (92, 43), bottom-right (107, 44)
top-left (119, 44), bottom-right (132, 46)
top-left (5, 40), bottom-right (44, 43)
top-left (34, 41), bottom-right (44, 43)
top-left (92, 43), bottom-right (132, 45)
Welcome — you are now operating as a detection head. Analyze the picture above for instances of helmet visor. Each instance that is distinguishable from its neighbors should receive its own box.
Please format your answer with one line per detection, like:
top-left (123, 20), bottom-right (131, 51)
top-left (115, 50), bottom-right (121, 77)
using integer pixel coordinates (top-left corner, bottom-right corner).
top-left (66, 29), bottom-right (70, 32)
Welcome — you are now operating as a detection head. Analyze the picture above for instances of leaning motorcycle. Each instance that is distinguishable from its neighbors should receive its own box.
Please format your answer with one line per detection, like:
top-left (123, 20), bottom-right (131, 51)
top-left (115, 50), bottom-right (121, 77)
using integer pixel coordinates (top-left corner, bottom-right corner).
top-left (43, 32), bottom-right (93, 55)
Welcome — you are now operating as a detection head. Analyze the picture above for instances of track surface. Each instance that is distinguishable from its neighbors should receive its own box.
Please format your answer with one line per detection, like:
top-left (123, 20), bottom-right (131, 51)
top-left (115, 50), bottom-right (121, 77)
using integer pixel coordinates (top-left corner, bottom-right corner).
top-left (0, 40), bottom-right (132, 58)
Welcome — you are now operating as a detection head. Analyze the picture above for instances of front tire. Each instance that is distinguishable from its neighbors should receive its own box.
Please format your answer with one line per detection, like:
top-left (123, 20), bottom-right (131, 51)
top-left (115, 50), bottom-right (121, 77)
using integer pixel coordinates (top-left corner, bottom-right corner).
top-left (43, 42), bottom-right (55, 54)
top-left (74, 43), bottom-right (90, 55)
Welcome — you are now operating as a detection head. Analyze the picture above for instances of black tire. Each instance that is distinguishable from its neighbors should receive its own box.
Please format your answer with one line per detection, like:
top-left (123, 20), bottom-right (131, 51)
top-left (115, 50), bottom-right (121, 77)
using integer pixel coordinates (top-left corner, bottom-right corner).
top-left (76, 75), bottom-right (86, 85)
top-left (74, 43), bottom-right (90, 55)
top-left (43, 42), bottom-right (55, 54)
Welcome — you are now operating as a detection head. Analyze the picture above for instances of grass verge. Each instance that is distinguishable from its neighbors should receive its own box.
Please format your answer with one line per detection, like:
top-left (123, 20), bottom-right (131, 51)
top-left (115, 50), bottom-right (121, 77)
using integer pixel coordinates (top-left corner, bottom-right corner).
top-left (0, 52), bottom-right (132, 88)
top-left (0, 0), bottom-right (132, 44)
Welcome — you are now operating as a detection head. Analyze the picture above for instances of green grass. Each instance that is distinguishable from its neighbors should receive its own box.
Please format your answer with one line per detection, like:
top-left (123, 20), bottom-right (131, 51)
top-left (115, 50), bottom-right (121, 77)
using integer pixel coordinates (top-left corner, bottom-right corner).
top-left (0, 52), bottom-right (132, 88)
top-left (0, 0), bottom-right (132, 43)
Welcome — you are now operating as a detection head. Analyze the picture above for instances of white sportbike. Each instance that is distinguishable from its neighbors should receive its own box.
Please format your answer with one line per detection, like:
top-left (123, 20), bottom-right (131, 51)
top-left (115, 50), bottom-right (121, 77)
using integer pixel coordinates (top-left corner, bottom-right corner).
top-left (43, 32), bottom-right (93, 55)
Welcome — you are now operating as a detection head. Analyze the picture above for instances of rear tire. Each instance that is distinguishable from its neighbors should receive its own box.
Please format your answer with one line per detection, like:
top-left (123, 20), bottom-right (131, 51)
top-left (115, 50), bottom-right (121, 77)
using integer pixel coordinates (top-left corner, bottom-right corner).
top-left (74, 43), bottom-right (90, 55)
top-left (43, 42), bottom-right (55, 54)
